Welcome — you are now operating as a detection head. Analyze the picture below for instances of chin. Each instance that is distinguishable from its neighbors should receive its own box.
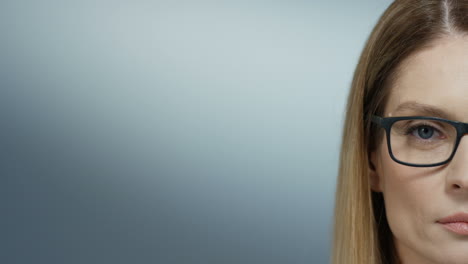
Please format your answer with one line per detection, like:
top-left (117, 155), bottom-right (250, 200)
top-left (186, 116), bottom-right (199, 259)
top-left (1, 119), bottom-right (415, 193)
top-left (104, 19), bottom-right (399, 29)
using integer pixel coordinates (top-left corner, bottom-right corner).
top-left (428, 245), bottom-right (468, 264)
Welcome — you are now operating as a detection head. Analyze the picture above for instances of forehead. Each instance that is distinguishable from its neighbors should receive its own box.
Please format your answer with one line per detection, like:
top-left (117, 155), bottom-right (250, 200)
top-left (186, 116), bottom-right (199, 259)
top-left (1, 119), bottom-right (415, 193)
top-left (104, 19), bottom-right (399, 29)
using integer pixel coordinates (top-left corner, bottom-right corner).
top-left (386, 35), bottom-right (468, 121)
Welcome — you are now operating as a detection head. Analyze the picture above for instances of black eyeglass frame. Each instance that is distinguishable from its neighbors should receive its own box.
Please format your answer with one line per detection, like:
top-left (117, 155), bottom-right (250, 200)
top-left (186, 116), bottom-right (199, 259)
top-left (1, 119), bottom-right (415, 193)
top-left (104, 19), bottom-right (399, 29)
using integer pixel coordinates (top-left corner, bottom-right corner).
top-left (371, 115), bottom-right (468, 167)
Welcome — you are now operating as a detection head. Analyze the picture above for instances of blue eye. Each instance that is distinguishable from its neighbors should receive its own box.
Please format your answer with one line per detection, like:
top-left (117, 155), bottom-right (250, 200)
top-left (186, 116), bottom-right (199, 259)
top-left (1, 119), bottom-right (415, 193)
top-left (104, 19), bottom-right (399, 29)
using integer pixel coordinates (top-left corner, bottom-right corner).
top-left (415, 125), bottom-right (435, 139)
top-left (399, 121), bottom-right (447, 142)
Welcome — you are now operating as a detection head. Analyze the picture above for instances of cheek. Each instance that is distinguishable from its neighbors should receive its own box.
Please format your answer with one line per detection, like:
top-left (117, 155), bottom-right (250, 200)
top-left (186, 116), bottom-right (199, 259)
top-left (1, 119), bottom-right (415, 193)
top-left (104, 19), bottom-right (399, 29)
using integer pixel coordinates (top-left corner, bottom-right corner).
top-left (377, 146), bottom-right (439, 241)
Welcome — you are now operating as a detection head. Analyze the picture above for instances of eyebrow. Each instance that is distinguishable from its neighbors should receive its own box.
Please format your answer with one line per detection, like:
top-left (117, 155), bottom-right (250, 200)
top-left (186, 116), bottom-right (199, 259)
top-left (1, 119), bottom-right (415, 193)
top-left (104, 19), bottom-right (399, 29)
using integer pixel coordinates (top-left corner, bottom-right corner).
top-left (392, 101), bottom-right (455, 120)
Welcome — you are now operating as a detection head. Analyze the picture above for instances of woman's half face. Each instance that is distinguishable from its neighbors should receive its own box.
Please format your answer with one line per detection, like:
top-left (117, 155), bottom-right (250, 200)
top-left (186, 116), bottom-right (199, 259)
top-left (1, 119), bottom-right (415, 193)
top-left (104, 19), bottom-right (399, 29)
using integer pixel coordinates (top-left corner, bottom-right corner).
top-left (370, 35), bottom-right (468, 264)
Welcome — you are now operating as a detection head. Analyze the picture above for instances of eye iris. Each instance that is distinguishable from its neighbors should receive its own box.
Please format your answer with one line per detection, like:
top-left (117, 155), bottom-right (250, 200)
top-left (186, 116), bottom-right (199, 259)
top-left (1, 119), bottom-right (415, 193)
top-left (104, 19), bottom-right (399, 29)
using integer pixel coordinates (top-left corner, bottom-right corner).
top-left (418, 126), bottom-right (434, 139)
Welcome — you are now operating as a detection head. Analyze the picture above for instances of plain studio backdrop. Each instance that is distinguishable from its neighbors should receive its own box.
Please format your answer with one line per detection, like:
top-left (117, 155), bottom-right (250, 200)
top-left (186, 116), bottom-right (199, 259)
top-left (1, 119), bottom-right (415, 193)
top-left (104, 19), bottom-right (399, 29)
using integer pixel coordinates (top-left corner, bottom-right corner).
top-left (2, 1), bottom-right (390, 263)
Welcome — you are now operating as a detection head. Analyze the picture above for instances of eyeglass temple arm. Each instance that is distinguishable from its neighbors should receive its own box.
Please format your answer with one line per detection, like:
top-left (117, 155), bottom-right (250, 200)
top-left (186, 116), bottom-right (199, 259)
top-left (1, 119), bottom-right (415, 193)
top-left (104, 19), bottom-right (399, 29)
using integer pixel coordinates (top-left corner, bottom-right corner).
top-left (371, 115), bottom-right (383, 126)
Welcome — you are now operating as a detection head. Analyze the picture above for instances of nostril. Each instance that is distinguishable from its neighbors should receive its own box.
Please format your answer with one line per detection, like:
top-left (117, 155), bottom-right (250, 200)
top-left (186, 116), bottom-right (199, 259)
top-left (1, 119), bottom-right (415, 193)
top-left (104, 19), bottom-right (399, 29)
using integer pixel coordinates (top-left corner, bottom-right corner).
top-left (453, 184), bottom-right (462, 189)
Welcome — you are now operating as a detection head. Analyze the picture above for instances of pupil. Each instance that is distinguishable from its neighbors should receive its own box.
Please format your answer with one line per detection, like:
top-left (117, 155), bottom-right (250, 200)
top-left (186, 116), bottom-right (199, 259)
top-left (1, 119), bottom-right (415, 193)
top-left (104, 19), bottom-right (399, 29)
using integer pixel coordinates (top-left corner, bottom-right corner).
top-left (418, 126), bottom-right (433, 139)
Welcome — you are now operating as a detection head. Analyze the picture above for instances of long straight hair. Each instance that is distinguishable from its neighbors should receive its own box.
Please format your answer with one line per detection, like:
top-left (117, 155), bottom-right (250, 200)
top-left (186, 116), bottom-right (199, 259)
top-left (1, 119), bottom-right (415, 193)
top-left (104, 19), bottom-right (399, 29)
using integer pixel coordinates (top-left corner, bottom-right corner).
top-left (332, 1), bottom-right (468, 263)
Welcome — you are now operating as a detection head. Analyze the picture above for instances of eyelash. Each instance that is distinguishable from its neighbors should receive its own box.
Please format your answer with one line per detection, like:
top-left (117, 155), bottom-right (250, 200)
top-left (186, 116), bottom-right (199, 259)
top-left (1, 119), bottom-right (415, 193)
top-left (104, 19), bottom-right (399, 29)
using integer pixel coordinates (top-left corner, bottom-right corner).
top-left (404, 124), bottom-right (442, 140)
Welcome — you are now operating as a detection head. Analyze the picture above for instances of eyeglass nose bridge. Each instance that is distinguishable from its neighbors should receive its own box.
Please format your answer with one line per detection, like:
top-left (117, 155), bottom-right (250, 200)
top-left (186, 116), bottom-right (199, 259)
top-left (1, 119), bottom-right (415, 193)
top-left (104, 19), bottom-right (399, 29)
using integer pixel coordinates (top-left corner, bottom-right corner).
top-left (459, 123), bottom-right (468, 136)
top-left (450, 123), bottom-right (468, 163)
top-left (454, 123), bottom-right (468, 148)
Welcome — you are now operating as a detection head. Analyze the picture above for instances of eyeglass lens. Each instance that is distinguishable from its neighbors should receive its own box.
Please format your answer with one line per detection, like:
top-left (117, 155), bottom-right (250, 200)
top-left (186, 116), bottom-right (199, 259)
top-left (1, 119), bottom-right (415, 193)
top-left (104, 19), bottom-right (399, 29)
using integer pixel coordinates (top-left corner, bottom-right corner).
top-left (390, 119), bottom-right (457, 165)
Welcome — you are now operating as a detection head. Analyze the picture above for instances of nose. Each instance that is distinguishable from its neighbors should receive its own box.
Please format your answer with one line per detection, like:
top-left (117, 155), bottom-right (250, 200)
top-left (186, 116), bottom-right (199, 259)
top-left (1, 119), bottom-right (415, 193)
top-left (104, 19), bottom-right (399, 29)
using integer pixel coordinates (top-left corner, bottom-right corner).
top-left (446, 136), bottom-right (468, 193)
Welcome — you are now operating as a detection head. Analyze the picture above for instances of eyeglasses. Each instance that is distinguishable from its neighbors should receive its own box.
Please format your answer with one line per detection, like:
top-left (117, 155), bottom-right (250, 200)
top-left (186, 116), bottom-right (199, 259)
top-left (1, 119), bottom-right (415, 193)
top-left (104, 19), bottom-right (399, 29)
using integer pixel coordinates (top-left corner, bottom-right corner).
top-left (371, 115), bottom-right (468, 167)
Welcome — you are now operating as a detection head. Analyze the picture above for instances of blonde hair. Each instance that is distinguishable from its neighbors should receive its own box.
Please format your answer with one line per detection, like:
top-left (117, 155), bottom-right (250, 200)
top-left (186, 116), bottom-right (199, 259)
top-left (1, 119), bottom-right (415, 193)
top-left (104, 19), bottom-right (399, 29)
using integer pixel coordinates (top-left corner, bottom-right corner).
top-left (332, 1), bottom-right (468, 263)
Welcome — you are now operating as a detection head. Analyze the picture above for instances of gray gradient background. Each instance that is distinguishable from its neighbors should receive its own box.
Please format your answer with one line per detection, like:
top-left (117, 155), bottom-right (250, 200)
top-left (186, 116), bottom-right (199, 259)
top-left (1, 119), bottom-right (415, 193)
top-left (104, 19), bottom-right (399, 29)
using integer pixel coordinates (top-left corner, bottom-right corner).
top-left (2, 1), bottom-right (390, 263)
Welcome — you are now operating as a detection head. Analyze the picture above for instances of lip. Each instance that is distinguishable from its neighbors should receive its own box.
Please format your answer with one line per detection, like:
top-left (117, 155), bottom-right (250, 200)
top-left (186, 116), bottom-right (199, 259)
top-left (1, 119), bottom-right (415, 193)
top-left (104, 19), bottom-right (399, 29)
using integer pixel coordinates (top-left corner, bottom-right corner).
top-left (437, 213), bottom-right (468, 235)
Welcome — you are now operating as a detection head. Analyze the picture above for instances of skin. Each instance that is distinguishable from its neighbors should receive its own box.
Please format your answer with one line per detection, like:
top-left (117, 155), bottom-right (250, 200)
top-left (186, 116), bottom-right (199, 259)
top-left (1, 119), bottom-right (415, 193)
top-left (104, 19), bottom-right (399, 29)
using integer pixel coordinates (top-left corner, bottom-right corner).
top-left (370, 34), bottom-right (468, 264)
